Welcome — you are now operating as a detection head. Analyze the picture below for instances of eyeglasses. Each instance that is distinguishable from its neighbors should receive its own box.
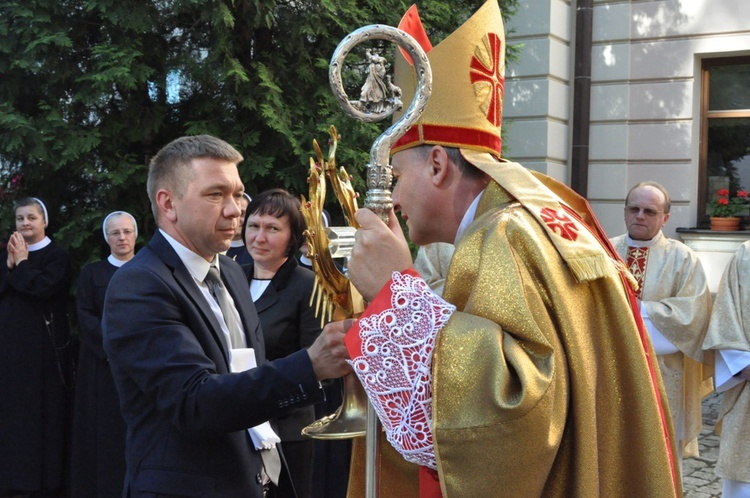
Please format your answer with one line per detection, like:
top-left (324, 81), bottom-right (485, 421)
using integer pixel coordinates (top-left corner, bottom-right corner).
top-left (625, 206), bottom-right (664, 218)
top-left (107, 229), bottom-right (135, 237)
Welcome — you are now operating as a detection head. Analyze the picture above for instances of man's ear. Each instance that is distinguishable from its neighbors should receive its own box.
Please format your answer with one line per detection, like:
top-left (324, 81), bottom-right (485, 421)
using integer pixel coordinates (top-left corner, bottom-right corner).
top-left (156, 189), bottom-right (178, 223)
top-left (428, 146), bottom-right (450, 187)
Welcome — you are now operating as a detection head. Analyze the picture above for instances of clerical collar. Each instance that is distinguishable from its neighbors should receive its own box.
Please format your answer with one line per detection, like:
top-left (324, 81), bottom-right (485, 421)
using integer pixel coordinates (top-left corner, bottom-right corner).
top-left (108, 254), bottom-right (128, 268)
top-left (230, 239), bottom-right (245, 248)
top-left (454, 188), bottom-right (486, 243)
top-left (28, 236), bottom-right (52, 252)
top-left (626, 230), bottom-right (663, 248)
top-left (159, 228), bottom-right (219, 283)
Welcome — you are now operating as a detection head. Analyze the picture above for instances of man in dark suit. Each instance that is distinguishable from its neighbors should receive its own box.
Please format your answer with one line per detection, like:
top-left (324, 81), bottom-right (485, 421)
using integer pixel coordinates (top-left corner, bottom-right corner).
top-left (102, 135), bottom-right (350, 497)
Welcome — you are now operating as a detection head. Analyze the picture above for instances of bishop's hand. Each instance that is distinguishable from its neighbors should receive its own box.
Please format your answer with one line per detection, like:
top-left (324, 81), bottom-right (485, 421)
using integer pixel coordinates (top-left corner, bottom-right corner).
top-left (348, 208), bottom-right (413, 302)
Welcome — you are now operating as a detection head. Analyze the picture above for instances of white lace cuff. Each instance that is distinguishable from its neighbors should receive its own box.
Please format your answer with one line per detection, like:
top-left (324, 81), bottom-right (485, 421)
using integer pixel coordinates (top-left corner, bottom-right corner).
top-left (345, 269), bottom-right (456, 470)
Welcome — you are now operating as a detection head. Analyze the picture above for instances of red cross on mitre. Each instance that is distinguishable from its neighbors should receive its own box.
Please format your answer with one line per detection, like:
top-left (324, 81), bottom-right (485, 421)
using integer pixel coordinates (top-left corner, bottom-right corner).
top-left (470, 32), bottom-right (505, 127)
top-left (539, 207), bottom-right (580, 241)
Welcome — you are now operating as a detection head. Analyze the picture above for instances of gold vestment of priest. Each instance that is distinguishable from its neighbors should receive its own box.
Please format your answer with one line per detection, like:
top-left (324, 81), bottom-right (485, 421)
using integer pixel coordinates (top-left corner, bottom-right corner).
top-left (703, 240), bottom-right (750, 483)
top-left (349, 175), bottom-right (680, 497)
top-left (434, 183), bottom-right (678, 496)
top-left (611, 232), bottom-right (713, 458)
top-left (346, 0), bottom-right (679, 494)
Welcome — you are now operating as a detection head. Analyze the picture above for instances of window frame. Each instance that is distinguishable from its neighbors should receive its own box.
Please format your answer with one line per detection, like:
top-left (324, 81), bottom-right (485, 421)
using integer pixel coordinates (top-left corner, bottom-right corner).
top-left (698, 56), bottom-right (750, 227)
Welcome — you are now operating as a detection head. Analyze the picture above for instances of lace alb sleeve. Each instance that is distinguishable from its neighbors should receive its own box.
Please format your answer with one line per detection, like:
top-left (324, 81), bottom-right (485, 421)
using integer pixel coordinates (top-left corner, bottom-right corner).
top-left (344, 269), bottom-right (456, 469)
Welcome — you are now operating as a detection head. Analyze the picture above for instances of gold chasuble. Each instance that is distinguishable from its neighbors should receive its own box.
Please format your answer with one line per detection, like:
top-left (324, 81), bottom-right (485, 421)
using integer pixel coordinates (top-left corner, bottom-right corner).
top-left (703, 240), bottom-right (750, 483)
top-left (350, 163), bottom-right (681, 497)
top-left (348, 171), bottom-right (680, 498)
top-left (433, 178), bottom-right (679, 497)
top-left (610, 232), bottom-right (713, 457)
top-left (345, 1), bottom-right (679, 496)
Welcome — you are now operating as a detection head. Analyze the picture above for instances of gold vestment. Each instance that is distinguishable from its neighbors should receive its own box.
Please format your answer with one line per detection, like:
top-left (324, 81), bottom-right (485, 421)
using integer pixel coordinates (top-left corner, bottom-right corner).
top-left (342, 3), bottom-right (677, 490)
top-left (703, 240), bottom-right (750, 483)
top-left (349, 173), bottom-right (680, 497)
top-left (611, 232), bottom-right (713, 457)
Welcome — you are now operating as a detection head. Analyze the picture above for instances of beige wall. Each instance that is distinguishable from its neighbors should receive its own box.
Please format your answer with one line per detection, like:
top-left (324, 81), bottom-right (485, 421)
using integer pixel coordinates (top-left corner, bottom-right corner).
top-left (505, 0), bottom-right (750, 239)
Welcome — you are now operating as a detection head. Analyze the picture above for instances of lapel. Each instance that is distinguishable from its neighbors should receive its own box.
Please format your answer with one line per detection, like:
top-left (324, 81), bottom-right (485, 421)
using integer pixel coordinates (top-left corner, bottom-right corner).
top-left (248, 257), bottom-right (297, 315)
top-left (253, 279), bottom-right (280, 314)
top-left (149, 232), bottom-right (231, 368)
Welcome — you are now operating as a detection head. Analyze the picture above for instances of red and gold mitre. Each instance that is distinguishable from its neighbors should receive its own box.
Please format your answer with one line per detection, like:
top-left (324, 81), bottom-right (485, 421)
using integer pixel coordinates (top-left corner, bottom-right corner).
top-left (392, 0), bottom-right (624, 287)
top-left (392, 0), bottom-right (506, 158)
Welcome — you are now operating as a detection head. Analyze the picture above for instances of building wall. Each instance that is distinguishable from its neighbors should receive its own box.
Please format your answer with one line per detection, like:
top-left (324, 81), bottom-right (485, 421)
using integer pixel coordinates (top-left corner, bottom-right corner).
top-left (504, 0), bottom-right (573, 183)
top-left (504, 0), bottom-right (750, 239)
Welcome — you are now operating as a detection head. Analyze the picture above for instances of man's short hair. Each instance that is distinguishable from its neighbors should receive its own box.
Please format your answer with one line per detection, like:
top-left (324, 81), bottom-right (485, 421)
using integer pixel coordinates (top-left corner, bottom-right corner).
top-left (625, 181), bottom-right (672, 213)
top-left (414, 145), bottom-right (486, 182)
top-left (147, 135), bottom-right (243, 222)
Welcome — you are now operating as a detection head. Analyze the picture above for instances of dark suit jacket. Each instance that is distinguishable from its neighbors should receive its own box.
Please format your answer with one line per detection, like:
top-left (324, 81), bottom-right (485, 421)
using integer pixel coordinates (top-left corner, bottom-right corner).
top-left (242, 257), bottom-right (321, 442)
top-left (102, 231), bottom-right (324, 498)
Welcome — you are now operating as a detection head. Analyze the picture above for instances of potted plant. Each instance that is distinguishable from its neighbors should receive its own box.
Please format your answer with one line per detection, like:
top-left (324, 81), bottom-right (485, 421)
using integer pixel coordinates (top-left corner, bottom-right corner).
top-left (709, 188), bottom-right (748, 231)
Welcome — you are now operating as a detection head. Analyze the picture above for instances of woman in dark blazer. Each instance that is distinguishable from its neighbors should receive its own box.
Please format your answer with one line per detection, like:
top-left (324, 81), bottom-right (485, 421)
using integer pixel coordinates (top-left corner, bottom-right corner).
top-left (242, 188), bottom-right (321, 498)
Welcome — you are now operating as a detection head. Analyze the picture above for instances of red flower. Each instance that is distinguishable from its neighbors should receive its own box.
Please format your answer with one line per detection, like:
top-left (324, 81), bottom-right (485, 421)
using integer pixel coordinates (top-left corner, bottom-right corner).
top-left (712, 186), bottom-right (749, 217)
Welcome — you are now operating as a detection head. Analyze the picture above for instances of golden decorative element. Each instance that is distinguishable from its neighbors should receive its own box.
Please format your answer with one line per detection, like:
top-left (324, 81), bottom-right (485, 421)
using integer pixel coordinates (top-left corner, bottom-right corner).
top-left (300, 125), bottom-right (363, 325)
top-left (300, 368), bottom-right (368, 439)
top-left (300, 125), bottom-right (367, 440)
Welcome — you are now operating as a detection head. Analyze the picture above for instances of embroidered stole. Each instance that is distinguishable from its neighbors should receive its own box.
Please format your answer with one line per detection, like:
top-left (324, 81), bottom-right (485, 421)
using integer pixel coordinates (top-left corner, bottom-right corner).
top-left (626, 246), bottom-right (649, 300)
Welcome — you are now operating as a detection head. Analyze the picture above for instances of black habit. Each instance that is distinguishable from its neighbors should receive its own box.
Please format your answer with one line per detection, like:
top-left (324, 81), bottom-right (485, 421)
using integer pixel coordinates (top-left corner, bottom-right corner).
top-left (0, 241), bottom-right (73, 492)
top-left (71, 258), bottom-right (127, 497)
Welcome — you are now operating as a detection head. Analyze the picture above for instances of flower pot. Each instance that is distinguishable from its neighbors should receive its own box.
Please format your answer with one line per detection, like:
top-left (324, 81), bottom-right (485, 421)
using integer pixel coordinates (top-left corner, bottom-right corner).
top-left (709, 217), bottom-right (740, 231)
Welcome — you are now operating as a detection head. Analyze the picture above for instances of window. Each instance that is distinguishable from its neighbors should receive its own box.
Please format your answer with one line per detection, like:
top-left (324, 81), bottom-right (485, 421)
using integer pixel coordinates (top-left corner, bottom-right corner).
top-left (699, 57), bottom-right (750, 226)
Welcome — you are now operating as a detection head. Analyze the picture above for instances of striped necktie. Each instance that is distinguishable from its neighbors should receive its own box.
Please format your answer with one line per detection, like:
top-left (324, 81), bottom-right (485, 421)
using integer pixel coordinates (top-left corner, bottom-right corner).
top-left (205, 266), bottom-right (246, 349)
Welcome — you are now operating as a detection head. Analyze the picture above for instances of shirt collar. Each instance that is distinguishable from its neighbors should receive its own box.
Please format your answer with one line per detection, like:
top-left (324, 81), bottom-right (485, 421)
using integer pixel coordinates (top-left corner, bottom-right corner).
top-left (107, 254), bottom-right (129, 268)
top-left (28, 236), bottom-right (51, 252)
top-left (454, 188), bottom-right (486, 243)
top-left (159, 229), bottom-right (218, 282)
top-left (230, 239), bottom-right (245, 248)
top-left (626, 230), bottom-right (663, 248)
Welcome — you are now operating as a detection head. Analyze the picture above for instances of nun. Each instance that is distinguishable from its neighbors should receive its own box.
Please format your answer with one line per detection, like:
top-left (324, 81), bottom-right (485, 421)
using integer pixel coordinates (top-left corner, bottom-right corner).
top-left (0, 197), bottom-right (73, 496)
top-left (71, 211), bottom-right (138, 497)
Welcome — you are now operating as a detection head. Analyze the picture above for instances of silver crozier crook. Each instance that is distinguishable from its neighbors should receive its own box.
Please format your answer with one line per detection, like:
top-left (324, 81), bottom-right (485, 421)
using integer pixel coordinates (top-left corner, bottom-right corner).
top-left (330, 24), bottom-right (432, 223)
top-left (329, 24), bottom-right (432, 497)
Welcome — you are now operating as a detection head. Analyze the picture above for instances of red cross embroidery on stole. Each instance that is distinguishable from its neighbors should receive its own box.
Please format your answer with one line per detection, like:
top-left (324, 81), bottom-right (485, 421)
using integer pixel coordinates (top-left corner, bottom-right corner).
top-left (540, 207), bottom-right (579, 241)
top-left (470, 32), bottom-right (505, 126)
top-left (626, 246), bottom-right (648, 300)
